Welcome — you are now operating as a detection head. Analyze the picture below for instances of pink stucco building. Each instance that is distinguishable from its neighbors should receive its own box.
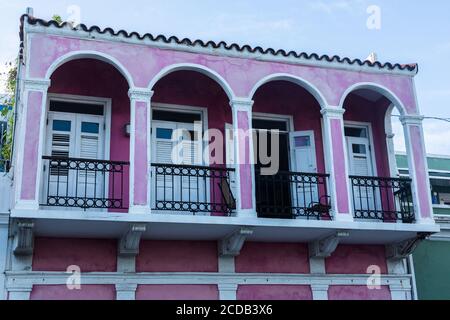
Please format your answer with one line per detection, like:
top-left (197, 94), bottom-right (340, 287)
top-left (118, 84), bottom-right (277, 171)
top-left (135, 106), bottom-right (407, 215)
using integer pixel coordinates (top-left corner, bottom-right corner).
top-left (0, 8), bottom-right (440, 300)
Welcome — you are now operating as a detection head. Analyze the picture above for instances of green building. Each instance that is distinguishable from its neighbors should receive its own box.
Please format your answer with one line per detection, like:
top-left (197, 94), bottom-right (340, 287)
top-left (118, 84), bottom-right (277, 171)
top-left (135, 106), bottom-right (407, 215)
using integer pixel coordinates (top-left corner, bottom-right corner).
top-left (396, 153), bottom-right (450, 300)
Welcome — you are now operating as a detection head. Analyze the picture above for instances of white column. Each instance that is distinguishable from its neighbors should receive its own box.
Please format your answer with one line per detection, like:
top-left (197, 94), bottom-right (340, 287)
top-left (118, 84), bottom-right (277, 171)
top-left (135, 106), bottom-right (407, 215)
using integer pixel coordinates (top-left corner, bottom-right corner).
top-left (321, 107), bottom-right (353, 221)
top-left (14, 78), bottom-right (51, 211)
top-left (8, 284), bottom-right (33, 300)
top-left (311, 283), bottom-right (329, 300)
top-left (218, 284), bottom-right (238, 300)
top-left (389, 283), bottom-right (412, 300)
top-left (230, 98), bottom-right (256, 218)
top-left (128, 88), bottom-right (154, 214)
top-left (116, 283), bottom-right (137, 300)
top-left (400, 115), bottom-right (434, 224)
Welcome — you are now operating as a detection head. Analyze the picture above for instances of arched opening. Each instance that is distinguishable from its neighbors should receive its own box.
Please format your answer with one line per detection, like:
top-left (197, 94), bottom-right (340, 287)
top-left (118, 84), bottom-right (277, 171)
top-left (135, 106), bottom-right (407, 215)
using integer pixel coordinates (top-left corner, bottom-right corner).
top-left (150, 70), bottom-right (234, 216)
top-left (42, 58), bottom-right (131, 211)
top-left (341, 86), bottom-right (414, 223)
top-left (251, 79), bottom-right (329, 220)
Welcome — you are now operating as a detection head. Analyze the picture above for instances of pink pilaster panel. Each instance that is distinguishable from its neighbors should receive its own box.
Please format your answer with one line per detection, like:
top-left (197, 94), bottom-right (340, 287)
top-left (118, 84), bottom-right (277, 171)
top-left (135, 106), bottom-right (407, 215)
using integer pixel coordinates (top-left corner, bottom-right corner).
top-left (30, 285), bottom-right (115, 300)
top-left (409, 125), bottom-right (432, 219)
top-left (237, 285), bottom-right (312, 300)
top-left (136, 241), bottom-right (218, 272)
top-left (330, 118), bottom-right (350, 214)
top-left (325, 245), bottom-right (388, 274)
top-left (328, 285), bottom-right (391, 300)
top-left (237, 110), bottom-right (252, 209)
top-left (32, 238), bottom-right (117, 272)
top-left (133, 101), bottom-right (149, 205)
top-left (136, 285), bottom-right (218, 300)
top-left (20, 91), bottom-right (43, 200)
top-left (235, 243), bottom-right (309, 273)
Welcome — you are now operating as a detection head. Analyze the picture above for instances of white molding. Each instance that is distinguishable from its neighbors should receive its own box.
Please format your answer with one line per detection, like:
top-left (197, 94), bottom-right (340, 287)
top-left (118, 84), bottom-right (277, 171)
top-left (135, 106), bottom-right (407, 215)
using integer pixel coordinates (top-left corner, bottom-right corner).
top-left (5, 271), bottom-right (413, 287)
top-left (128, 88), bottom-right (154, 102)
top-left (24, 22), bottom-right (417, 77)
top-left (148, 63), bottom-right (236, 100)
top-left (338, 82), bottom-right (410, 116)
top-left (309, 231), bottom-right (349, 258)
top-left (248, 73), bottom-right (328, 106)
top-left (399, 115), bottom-right (425, 126)
top-left (43, 50), bottom-right (135, 87)
top-left (118, 224), bottom-right (147, 256)
top-left (23, 78), bottom-right (51, 92)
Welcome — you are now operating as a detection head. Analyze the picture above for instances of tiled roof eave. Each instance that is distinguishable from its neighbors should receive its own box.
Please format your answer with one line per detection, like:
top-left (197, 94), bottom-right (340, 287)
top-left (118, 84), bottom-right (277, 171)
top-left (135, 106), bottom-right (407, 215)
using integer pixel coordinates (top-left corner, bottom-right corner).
top-left (19, 14), bottom-right (419, 76)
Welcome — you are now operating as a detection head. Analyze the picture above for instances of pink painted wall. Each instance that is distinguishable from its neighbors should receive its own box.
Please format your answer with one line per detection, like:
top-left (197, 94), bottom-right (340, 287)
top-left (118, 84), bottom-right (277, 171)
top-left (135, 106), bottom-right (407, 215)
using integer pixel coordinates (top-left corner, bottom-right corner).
top-left (136, 240), bottom-right (218, 272)
top-left (32, 237), bottom-right (117, 272)
top-left (30, 285), bottom-right (115, 300)
top-left (328, 285), bottom-right (391, 300)
top-left (325, 245), bottom-right (388, 274)
top-left (235, 242), bottom-right (309, 273)
top-left (49, 59), bottom-right (131, 211)
top-left (20, 91), bottom-right (43, 200)
top-left (29, 34), bottom-right (419, 113)
top-left (237, 285), bottom-right (312, 300)
top-left (136, 285), bottom-right (218, 300)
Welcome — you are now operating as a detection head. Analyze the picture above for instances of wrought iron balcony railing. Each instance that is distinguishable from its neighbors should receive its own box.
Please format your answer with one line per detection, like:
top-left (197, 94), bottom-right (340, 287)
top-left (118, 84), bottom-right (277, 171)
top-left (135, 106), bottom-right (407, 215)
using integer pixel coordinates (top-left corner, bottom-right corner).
top-left (151, 163), bottom-right (236, 215)
top-left (349, 175), bottom-right (415, 223)
top-left (255, 169), bottom-right (331, 220)
top-left (41, 156), bottom-right (129, 209)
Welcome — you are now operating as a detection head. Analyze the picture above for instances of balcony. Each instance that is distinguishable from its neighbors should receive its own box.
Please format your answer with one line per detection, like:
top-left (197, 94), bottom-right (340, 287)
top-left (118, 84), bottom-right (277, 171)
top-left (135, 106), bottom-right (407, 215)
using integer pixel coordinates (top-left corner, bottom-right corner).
top-left (151, 163), bottom-right (235, 216)
top-left (349, 175), bottom-right (415, 224)
top-left (255, 169), bottom-right (331, 220)
top-left (41, 156), bottom-right (129, 210)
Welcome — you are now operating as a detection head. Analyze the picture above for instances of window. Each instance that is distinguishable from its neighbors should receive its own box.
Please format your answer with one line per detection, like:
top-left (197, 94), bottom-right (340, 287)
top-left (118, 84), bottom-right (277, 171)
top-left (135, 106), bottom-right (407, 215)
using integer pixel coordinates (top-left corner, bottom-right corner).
top-left (431, 178), bottom-right (450, 205)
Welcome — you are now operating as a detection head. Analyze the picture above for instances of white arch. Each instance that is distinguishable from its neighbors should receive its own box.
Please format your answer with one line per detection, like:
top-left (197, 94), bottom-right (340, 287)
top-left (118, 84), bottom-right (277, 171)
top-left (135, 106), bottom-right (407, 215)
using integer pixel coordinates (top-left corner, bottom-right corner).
top-left (339, 82), bottom-right (408, 116)
top-left (248, 73), bottom-right (328, 108)
top-left (148, 63), bottom-right (236, 100)
top-left (44, 50), bottom-right (134, 87)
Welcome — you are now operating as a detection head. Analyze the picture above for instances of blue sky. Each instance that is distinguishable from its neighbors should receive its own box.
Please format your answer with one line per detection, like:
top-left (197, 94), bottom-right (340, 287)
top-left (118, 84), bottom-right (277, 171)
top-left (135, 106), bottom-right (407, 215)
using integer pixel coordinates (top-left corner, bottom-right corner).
top-left (0, 0), bottom-right (449, 154)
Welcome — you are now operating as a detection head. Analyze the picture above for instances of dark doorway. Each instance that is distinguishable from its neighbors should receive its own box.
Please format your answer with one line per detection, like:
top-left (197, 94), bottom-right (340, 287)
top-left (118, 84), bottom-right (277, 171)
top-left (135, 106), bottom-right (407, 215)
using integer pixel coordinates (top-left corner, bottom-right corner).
top-left (253, 119), bottom-right (293, 219)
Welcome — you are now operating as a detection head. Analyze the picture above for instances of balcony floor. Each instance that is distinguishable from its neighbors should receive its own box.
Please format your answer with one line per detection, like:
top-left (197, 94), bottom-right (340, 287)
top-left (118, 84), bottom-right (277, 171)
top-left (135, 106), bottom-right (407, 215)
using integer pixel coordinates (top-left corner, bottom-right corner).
top-left (10, 209), bottom-right (440, 245)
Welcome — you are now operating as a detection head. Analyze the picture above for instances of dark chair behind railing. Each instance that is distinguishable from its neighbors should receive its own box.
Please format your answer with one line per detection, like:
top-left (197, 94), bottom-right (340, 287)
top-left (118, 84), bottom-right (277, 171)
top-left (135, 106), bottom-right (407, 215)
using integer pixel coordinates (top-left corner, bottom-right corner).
top-left (41, 156), bottom-right (129, 209)
top-left (151, 163), bottom-right (235, 216)
top-left (255, 169), bottom-right (330, 220)
top-left (349, 175), bottom-right (414, 223)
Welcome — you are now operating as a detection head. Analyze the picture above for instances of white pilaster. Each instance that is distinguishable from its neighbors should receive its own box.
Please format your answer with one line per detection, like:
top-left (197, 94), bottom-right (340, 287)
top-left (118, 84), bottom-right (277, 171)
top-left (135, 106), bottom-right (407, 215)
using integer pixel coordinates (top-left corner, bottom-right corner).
top-left (8, 284), bottom-right (33, 300)
top-left (321, 107), bottom-right (353, 222)
top-left (389, 283), bottom-right (412, 301)
top-left (311, 282), bottom-right (329, 300)
top-left (128, 88), bottom-right (154, 214)
top-left (218, 283), bottom-right (238, 300)
top-left (400, 115), bottom-right (434, 224)
top-left (115, 283), bottom-right (137, 300)
top-left (15, 78), bottom-right (50, 211)
top-left (230, 98), bottom-right (256, 218)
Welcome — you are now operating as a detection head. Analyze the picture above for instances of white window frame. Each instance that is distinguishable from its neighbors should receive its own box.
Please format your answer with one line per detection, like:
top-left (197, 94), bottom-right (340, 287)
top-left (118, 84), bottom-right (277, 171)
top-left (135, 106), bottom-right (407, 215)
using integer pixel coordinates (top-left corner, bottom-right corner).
top-left (41, 93), bottom-right (112, 209)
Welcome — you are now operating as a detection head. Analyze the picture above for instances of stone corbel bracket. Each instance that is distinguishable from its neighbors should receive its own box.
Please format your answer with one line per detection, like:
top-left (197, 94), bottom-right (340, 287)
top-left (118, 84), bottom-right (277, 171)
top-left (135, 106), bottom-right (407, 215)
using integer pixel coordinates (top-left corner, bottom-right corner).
top-left (219, 227), bottom-right (254, 257)
top-left (118, 223), bottom-right (147, 256)
top-left (309, 231), bottom-right (350, 258)
top-left (13, 219), bottom-right (35, 256)
top-left (386, 232), bottom-right (430, 260)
